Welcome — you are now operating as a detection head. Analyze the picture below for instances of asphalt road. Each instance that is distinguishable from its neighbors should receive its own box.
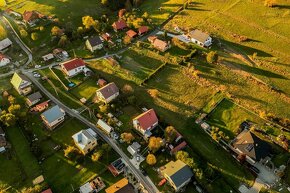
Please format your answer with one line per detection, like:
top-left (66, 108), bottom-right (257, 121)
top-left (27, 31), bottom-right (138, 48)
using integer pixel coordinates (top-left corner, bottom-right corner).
top-left (23, 71), bottom-right (159, 193)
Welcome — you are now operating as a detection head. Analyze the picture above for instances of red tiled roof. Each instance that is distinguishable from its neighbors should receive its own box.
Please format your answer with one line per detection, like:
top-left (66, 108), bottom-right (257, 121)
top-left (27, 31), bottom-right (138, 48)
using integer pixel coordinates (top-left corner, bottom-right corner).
top-left (138, 26), bottom-right (149, 34)
top-left (61, 58), bottom-right (85, 71)
top-left (23, 10), bottom-right (42, 22)
top-left (126, 30), bottom-right (137, 38)
top-left (42, 189), bottom-right (53, 193)
top-left (112, 20), bottom-right (127, 30)
top-left (135, 109), bottom-right (158, 130)
top-left (101, 33), bottom-right (111, 41)
top-left (170, 141), bottom-right (187, 154)
top-left (153, 39), bottom-right (169, 50)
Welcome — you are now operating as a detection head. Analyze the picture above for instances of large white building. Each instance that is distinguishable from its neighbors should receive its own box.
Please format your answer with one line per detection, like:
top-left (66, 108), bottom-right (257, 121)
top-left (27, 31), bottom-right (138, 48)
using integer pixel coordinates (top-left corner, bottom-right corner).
top-left (188, 29), bottom-right (212, 47)
top-left (60, 58), bottom-right (86, 77)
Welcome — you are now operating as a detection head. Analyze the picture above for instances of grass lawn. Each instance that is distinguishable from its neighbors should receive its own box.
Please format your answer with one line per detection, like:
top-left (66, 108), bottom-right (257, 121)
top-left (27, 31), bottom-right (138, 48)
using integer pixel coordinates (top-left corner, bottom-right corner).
top-left (139, 0), bottom-right (184, 25)
top-left (206, 98), bottom-right (266, 139)
top-left (37, 68), bottom-right (83, 109)
top-left (70, 78), bottom-right (99, 100)
top-left (6, 126), bottom-right (41, 182)
top-left (0, 153), bottom-right (23, 192)
top-left (165, 0), bottom-right (290, 96)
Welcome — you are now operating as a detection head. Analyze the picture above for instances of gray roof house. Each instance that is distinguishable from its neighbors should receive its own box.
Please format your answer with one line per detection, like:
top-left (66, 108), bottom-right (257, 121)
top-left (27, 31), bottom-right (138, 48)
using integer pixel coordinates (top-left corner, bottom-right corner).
top-left (72, 128), bottom-right (97, 155)
top-left (41, 105), bottom-right (65, 130)
top-left (26, 91), bottom-right (42, 107)
top-left (188, 30), bottom-right (212, 47)
top-left (127, 142), bottom-right (141, 156)
top-left (161, 160), bottom-right (194, 192)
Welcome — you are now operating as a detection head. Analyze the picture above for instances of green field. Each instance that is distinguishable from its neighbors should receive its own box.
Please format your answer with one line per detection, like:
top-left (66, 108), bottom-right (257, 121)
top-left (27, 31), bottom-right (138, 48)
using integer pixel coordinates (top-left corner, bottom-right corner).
top-left (139, 0), bottom-right (184, 24)
top-left (165, 0), bottom-right (290, 96)
top-left (70, 79), bottom-right (99, 101)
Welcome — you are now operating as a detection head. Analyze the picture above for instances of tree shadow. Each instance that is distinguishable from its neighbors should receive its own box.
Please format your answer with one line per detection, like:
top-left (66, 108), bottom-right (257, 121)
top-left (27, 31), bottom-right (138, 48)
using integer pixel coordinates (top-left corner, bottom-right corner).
top-left (275, 5), bottom-right (290, 9)
top-left (221, 39), bottom-right (272, 57)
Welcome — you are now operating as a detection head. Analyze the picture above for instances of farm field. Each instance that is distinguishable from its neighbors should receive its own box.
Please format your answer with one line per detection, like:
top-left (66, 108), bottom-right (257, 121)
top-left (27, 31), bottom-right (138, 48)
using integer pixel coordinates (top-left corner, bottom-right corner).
top-left (165, 0), bottom-right (290, 95)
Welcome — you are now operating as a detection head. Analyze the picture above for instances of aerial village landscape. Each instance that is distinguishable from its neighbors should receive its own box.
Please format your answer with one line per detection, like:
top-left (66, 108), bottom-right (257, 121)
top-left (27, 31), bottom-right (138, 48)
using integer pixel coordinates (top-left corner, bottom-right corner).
top-left (0, 0), bottom-right (289, 193)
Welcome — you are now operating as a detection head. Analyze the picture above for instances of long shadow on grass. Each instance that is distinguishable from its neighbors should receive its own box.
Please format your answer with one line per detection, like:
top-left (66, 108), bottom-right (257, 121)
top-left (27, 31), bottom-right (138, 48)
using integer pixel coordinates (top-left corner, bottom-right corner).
top-left (229, 61), bottom-right (288, 80)
top-left (221, 39), bottom-right (272, 57)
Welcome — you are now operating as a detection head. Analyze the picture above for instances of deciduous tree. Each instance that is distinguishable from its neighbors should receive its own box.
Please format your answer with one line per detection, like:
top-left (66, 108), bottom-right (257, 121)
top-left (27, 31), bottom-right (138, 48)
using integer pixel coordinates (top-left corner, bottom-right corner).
top-left (164, 126), bottom-right (177, 143)
top-left (146, 154), bottom-right (157, 165)
top-left (121, 132), bottom-right (135, 144)
top-left (206, 51), bottom-right (218, 64)
top-left (148, 136), bottom-right (163, 153)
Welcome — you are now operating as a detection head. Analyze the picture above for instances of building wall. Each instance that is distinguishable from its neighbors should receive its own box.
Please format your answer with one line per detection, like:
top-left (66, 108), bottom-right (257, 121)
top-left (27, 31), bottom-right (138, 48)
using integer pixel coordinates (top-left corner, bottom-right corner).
top-left (75, 138), bottom-right (97, 155)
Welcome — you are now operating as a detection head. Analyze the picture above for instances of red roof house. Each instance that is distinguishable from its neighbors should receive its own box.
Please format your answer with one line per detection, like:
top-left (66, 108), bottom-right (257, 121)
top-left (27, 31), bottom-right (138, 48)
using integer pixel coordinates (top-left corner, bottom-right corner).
top-left (133, 109), bottom-right (158, 138)
top-left (42, 189), bottom-right (53, 193)
top-left (112, 20), bottom-right (127, 31)
top-left (126, 30), bottom-right (137, 38)
top-left (23, 10), bottom-right (44, 24)
top-left (101, 33), bottom-right (111, 41)
top-left (138, 26), bottom-right (149, 35)
top-left (60, 58), bottom-right (86, 77)
top-left (170, 141), bottom-right (187, 155)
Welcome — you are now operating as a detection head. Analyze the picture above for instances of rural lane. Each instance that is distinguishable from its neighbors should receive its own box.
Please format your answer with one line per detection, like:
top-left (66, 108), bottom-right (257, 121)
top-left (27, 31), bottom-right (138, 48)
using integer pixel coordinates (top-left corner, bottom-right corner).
top-left (22, 71), bottom-right (159, 193)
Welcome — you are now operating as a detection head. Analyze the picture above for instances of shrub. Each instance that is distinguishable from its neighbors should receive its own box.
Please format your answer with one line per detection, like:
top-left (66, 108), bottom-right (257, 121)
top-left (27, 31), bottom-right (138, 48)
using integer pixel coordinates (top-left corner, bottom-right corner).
top-left (31, 32), bottom-right (39, 41)
top-left (206, 51), bottom-right (218, 64)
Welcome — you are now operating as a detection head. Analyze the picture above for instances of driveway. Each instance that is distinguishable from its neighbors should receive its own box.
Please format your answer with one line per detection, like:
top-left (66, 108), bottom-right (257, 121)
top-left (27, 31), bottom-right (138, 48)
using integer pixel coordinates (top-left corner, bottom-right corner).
top-left (129, 153), bottom-right (145, 169)
top-left (254, 162), bottom-right (279, 185)
top-left (239, 178), bottom-right (265, 193)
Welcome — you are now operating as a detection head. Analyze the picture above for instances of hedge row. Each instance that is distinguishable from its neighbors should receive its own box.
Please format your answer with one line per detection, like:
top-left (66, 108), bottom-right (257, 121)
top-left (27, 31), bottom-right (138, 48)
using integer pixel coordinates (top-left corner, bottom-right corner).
top-left (140, 62), bottom-right (167, 85)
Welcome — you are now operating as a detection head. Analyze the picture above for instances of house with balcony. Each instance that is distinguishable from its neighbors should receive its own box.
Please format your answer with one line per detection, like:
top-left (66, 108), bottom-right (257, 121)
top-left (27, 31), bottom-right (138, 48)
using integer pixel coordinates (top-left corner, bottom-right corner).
top-left (10, 73), bottom-right (32, 95)
top-left (41, 105), bottom-right (65, 130)
top-left (72, 128), bottom-right (97, 155)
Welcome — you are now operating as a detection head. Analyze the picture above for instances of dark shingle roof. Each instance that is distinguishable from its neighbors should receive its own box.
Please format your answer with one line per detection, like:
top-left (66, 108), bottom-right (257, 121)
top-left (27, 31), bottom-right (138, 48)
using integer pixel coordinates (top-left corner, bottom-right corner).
top-left (27, 91), bottom-right (42, 102)
top-left (88, 36), bottom-right (103, 47)
top-left (233, 130), bottom-right (271, 161)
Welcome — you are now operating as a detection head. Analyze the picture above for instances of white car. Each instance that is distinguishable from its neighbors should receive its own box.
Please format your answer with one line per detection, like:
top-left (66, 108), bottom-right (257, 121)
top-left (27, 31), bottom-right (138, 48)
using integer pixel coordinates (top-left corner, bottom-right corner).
top-left (33, 72), bottom-right (41, 78)
top-left (35, 65), bottom-right (41, 69)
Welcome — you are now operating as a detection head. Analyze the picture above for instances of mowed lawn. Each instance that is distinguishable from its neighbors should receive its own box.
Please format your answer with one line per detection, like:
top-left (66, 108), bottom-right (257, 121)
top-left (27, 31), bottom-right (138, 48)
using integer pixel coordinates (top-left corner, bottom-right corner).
top-left (206, 99), bottom-right (266, 139)
top-left (0, 154), bottom-right (22, 191)
top-left (165, 0), bottom-right (290, 95)
top-left (70, 79), bottom-right (99, 101)
top-left (6, 126), bottom-right (41, 182)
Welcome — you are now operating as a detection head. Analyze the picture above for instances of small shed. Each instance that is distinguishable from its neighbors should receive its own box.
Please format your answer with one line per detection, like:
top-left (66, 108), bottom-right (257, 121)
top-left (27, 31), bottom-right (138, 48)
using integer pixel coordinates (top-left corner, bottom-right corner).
top-left (127, 142), bottom-right (141, 156)
top-left (42, 53), bottom-right (54, 61)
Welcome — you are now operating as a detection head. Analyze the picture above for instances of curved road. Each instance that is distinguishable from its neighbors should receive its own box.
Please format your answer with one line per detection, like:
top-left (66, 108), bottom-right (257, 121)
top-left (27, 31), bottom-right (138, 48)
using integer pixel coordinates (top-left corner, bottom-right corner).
top-left (23, 71), bottom-right (158, 193)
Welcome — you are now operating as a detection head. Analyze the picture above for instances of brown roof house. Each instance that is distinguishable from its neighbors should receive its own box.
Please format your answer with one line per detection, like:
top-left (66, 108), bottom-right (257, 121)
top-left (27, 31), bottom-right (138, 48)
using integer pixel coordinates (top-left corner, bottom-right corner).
top-left (26, 91), bottom-right (42, 107)
top-left (188, 29), bottom-right (212, 47)
top-left (112, 20), bottom-right (127, 32)
top-left (101, 33), bottom-right (111, 41)
top-left (23, 10), bottom-right (44, 26)
top-left (161, 160), bottom-right (194, 192)
top-left (232, 130), bottom-right (271, 164)
top-left (148, 36), bottom-right (171, 52)
top-left (133, 109), bottom-right (158, 138)
top-left (95, 82), bottom-right (119, 104)
top-left (126, 30), bottom-right (137, 38)
top-left (105, 178), bottom-right (135, 193)
top-left (85, 36), bottom-right (103, 52)
top-left (10, 72), bottom-right (32, 95)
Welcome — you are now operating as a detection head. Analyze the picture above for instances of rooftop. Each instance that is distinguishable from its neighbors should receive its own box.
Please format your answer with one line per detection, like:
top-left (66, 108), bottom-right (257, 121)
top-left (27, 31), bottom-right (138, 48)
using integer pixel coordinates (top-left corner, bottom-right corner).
top-left (41, 105), bottom-right (64, 124)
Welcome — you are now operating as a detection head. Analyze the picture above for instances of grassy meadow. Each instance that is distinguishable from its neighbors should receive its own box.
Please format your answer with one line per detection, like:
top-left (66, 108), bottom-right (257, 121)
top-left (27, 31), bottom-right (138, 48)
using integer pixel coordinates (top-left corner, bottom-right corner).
top-left (165, 0), bottom-right (290, 96)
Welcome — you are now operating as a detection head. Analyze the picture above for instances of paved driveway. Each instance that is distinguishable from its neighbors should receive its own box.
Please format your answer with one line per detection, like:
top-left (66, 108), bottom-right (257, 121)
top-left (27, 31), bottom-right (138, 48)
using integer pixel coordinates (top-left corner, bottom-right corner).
top-left (254, 162), bottom-right (279, 185)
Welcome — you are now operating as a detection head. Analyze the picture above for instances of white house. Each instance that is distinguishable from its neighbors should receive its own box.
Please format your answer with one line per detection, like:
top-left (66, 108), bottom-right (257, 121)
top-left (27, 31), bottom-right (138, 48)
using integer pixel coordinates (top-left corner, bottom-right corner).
top-left (85, 36), bottom-right (103, 52)
top-left (97, 119), bottom-right (113, 134)
top-left (133, 109), bottom-right (158, 138)
top-left (60, 58), bottom-right (86, 77)
top-left (188, 30), bottom-right (212, 47)
top-left (0, 54), bottom-right (10, 67)
top-left (95, 82), bottom-right (119, 104)
top-left (72, 128), bottom-right (97, 155)
top-left (10, 73), bottom-right (32, 95)
top-left (42, 53), bottom-right (54, 61)
top-left (41, 105), bottom-right (65, 130)
top-left (0, 38), bottom-right (12, 51)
